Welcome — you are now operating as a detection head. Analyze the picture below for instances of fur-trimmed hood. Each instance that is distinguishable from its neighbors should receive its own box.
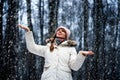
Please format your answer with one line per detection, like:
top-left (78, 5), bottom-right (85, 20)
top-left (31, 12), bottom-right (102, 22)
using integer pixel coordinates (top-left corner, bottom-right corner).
top-left (46, 38), bottom-right (77, 47)
top-left (60, 40), bottom-right (77, 47)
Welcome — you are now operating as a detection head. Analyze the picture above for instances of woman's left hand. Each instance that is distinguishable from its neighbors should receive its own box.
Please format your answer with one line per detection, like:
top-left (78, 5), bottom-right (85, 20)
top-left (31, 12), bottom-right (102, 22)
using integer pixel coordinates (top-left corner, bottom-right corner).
top-left (79, 51), bottom-right (94, 56)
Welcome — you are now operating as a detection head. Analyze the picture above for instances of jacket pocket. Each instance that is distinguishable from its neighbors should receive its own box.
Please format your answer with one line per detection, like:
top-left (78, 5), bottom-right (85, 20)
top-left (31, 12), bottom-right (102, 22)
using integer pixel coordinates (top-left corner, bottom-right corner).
top-left (41, 64), bottom-right (52, 80)
top-left (43, 63), bottom-right (51, 71)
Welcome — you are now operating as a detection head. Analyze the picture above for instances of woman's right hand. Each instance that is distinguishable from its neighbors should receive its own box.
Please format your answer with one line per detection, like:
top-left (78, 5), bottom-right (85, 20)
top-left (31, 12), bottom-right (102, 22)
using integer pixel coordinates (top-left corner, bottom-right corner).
top-left (18, 24), bottom-right (30, 32)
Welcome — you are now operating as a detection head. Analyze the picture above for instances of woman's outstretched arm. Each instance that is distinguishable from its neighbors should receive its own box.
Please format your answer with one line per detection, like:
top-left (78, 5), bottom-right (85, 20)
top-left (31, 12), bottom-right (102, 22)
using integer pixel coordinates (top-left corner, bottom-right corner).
top-left (69, 48), bottom-right (94, 71)
top-left (18, 24), bottom-right (46, 57)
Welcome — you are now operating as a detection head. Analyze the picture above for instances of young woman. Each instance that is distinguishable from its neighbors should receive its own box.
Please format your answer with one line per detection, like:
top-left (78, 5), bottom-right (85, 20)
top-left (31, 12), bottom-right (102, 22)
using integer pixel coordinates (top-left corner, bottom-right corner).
top-left (18, 24), bottom-right (94, 80)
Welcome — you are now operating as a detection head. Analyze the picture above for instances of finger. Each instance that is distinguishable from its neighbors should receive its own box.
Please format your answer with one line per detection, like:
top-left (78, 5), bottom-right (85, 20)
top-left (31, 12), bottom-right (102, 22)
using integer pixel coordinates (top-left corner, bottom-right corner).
top-left (18, 24), bottom-right (26, 28)
top-left (18, 24), bottom-right (24, 29)
top-left (88, 51), bottom-right (94, 54)
top-left (18, 24), bottom-right (22, 27)
top-left (90, 51), bottom-right (94, 54)
top-left (18, 24), bottom-right (27, 31)
top-left (90, 52), bottom-right (94, 55)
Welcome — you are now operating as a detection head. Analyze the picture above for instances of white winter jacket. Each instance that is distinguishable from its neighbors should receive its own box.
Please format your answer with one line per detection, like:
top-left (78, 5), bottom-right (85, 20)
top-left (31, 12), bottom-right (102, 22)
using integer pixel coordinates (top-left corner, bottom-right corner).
top-left (25, 31), bottom-right (86, 80)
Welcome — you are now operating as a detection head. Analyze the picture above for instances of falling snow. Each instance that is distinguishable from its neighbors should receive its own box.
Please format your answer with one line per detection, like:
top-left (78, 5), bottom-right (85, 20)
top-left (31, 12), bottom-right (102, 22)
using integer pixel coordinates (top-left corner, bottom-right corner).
top-left (1, 0), bottom-right (120, 80)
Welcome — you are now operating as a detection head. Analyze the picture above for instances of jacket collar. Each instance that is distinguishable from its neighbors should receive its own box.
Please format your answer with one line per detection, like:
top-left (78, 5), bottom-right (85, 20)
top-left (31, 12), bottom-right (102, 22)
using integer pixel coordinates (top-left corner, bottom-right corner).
top-left (59, 40), bottom-right (77, 47)
top-left (46, 39), bottom-right (77, 47)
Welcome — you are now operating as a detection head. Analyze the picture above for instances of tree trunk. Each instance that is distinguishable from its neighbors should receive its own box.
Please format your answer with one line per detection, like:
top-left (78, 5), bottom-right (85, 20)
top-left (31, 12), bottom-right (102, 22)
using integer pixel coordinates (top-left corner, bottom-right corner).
top-left (118, 0), bottom-right (120, 22)
top-left (116, 0), bottom-right (120, 74)
top-left (0, 0), bottom-right (3, 53)
top-left (39, 0), bottom-right (44, 44)
top-left (48, 0), bottom-right (59, 37)
top-left (26, 0), bottom-right (36, 79)
top-left (36, 0), bottom-right (45, 79)
top-left (0, 0), bottom-right (4, 78)
top-left (83, 0), bottom-right (89, 50)
top-left (83, 0), bottom-right (89, 80)
top-left (92, 0), bottom-right (105, 79)
top-left (2, 0), bottom-right (19, 79)
top-left (114, 0), bottom-right (120, 79)
top-left (26, 0), bottom-right (33, 30)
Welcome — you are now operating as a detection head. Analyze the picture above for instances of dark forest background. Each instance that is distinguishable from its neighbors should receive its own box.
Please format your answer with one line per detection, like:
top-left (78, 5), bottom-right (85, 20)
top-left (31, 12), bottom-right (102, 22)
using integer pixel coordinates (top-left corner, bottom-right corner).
top-left (0, 0), bottom-right (120, 80)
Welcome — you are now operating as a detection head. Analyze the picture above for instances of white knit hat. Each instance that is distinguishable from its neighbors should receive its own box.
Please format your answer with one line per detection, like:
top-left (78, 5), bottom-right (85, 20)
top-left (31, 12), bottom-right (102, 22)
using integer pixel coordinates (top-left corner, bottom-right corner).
top-left (55, 26), bottom-right (70, 39)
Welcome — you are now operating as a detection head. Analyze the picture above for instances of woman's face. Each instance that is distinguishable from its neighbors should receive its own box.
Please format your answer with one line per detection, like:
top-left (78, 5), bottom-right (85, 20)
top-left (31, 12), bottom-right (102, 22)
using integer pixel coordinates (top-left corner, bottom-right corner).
top-left (56, 28), bottom-right (66, 39)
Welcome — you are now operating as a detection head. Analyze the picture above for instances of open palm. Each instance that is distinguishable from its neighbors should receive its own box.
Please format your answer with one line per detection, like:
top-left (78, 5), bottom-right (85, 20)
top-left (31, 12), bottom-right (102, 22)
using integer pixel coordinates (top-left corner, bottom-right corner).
top-left (79, 51), bottom-right (94, 56)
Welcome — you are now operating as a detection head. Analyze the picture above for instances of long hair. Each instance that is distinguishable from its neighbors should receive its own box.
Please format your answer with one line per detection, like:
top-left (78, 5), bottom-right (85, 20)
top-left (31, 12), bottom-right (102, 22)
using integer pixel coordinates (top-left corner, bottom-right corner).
top-left (50, 34), bottom-right (56, 52)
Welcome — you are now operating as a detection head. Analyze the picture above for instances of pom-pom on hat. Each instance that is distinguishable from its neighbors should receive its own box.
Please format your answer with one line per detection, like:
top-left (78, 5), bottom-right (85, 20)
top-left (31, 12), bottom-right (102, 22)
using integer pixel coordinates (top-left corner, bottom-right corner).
top-left (55, 26), bottom-right (70, 39)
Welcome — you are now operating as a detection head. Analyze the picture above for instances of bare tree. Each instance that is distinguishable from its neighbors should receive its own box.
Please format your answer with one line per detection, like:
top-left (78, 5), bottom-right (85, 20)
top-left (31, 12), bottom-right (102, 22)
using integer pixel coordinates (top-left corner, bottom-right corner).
top-left (118, 0), bottom-right (120, 21)
top-left (48, 0), bottom-right (59, 37)
top-left (26, 0), bottom-right (33, 29)
top-left (92, 0), bottom-right (105, 80)
top-left (26, 0), bottom-right (36, 79)
top-left (2, 0), bottom-right (19, 79)
top-left (83, 0), bottom-right (89, 80)
top-left (39, 0), bottom-right (44, 44)
top-left (0, 0), bottom-right (4, 55)
top-left (0, 0), bottom-right (5, 79)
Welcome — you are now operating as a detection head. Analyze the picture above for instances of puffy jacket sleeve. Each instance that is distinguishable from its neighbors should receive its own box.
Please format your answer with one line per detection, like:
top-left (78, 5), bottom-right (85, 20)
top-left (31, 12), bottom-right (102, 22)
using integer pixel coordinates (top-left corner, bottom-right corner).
top-left (69, 47), bottom-right (86, 71)
top-left (25, 31), bottom-right (46, 57)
